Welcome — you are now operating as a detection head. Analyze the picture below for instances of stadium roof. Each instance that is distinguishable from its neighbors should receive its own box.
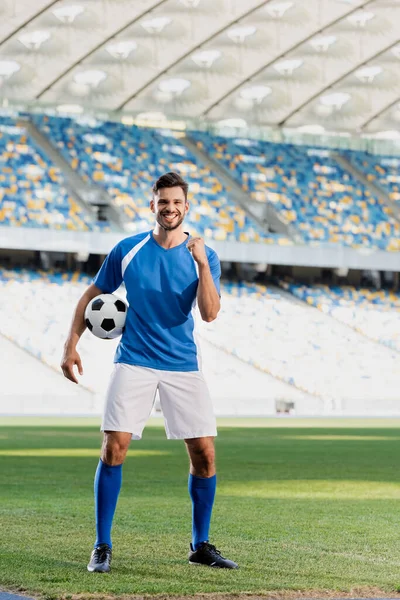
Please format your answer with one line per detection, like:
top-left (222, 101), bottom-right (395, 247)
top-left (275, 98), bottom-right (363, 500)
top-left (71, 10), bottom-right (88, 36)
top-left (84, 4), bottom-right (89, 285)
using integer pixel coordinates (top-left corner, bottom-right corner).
top-left (1, 0), bottom-right (400, 134)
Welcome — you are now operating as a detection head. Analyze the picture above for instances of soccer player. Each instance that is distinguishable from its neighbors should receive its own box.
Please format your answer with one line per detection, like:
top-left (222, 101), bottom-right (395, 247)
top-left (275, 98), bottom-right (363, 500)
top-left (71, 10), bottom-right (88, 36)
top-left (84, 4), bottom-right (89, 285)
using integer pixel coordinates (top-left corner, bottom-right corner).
top-left (61, 172), bottom-right (238, 572)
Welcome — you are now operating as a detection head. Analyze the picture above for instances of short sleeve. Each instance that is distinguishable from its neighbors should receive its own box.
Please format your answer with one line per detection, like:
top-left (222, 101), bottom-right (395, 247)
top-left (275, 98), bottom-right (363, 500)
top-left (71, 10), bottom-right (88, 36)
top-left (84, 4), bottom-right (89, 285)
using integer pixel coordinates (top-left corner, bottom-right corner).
top-left (92, 244), bottom-right (123, 293)
top-left (207, 249), bottom-right (221, 295)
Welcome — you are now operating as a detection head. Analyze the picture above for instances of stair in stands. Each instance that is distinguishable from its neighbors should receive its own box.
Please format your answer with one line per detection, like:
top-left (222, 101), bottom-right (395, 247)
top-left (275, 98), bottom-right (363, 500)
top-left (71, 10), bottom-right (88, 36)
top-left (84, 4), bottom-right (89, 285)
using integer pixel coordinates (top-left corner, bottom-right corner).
top-left (183, 135), bottom-right (304, 244)
top-left (20, 118), bottom-right (124, 231)
top-left (333, 152), bottom-right (400, 224)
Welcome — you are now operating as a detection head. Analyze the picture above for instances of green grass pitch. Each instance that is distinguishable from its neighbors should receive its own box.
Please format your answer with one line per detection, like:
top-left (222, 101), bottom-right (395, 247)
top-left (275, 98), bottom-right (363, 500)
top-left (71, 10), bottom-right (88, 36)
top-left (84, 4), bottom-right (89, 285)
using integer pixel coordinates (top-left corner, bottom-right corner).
top-left (1, 417), bottom-right (400, 599)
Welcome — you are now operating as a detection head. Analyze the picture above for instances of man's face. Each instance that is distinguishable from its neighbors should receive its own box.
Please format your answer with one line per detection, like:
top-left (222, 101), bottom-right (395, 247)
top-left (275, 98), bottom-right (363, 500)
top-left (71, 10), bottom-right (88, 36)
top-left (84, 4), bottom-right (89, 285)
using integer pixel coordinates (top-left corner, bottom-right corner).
top-left (151, 186), bottom-right (189, 231)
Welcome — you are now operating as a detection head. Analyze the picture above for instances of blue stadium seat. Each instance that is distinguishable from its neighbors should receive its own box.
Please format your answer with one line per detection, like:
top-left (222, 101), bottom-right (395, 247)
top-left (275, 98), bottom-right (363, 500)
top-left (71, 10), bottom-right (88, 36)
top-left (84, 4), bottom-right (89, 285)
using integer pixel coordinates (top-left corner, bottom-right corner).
top-left (0, 117), bottom-right (104, 231)
top-left (190, 131), bottom-right (400, 251)
top-left (34, 115), bottom-right (290, 244)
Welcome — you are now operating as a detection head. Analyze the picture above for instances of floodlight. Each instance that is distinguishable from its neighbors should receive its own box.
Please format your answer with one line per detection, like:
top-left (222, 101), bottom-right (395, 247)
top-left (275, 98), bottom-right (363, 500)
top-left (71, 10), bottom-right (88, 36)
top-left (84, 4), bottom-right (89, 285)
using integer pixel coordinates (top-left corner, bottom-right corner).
top-left (355, 65), bottom-right (382, 83)
top-left (273, 58), bottom-right (303, 75)
top-left (191, 50), bottom-right (221, 68)
top-left (227, 26), bottom-right (256, 43)
top-left (179, 0), bottom-right (201, 6)
top-left (310, 35), bottom-right (337, 52)
top-left (320, 92), bottom-right (350, 109)
top-left (136, 112), bottom-right (167, 121)
top-left (52, 5), bottom-right (84, 23)
top-left (347, 11), bottom-right (375, 27)
top-left (74, 70), bottom-right (107, 88)
top-left (296, 124), bottom-right (326, 134)
top-left (217, 118), bottom-right (247, 128)
top-left (56, 104), bottom-right (84, 114)
top-left (266, 1), bottom-right (294, 18)
top-left (141, 17), bottom-right (172, 33)
top-left (106, 41), bottom-right (137, 59)
top-left (18, 30), bottom-right (50, 50)
top-left (158, 78), bottom-right (191, 95)
top-left (240, 85), bottom-right (271, 103)
top-left (372, 130), bottom-right (400, 140)
top-left (0, 60), bottom-right (20, 78)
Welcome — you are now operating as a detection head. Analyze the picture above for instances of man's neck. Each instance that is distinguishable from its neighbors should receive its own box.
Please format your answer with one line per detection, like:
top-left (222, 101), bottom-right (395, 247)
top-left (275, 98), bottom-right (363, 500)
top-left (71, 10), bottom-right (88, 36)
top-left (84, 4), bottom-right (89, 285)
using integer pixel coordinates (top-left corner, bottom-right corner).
top-left (152, 225), bottom-right (188, 249)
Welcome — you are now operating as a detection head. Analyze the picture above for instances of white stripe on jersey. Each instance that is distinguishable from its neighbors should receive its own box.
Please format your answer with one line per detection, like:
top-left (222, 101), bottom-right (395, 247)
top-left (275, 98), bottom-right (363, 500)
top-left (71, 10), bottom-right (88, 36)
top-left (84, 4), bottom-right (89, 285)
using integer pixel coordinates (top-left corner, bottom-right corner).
top-left (191, 302), bottom-right (203, 371)
top-left (189, 253), bottom-right (201, 370)
top-left (121, 233), bottom-right (151, 277)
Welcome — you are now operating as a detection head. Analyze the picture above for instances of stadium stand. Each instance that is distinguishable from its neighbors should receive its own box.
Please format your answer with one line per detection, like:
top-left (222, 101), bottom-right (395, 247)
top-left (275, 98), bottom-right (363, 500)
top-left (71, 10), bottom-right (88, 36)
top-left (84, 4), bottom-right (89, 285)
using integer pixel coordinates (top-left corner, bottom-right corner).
top-left (0, 333), bottom-right (95, 416)
top-left (34, 115), bottom-right (290, 244)
top-left (190, 132), bottom-right (400, 251)
top-left (200, 280), bottom-right (400, 409)
top-left (279, 279), bottom-right (400, 354)
top-left (2, 267), bottom-right (400, 415)
top-left (0, 267), bottom-right (306, 416)
top-left (0, 117), bottom-right (105, 231)
top-left (4, 114), bottom-right (399, 252)
top-left (344, 151), bottom-right (400, 205)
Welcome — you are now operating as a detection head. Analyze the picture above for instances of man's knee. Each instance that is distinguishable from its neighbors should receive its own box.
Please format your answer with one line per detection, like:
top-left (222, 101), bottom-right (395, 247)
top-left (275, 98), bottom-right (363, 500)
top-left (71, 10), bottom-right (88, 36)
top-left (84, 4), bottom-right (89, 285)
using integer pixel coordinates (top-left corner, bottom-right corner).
top-left (101, 432), bottom-right (131, 466)
top-left (185, 437), bottom-right (215, 477)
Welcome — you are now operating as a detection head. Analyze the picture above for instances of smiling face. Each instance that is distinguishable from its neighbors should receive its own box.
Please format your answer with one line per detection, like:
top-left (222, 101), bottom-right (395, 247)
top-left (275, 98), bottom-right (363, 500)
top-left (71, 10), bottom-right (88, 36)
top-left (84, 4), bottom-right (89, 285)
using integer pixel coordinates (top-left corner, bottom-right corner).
top-left (151, 185), bottom-right (189, 231)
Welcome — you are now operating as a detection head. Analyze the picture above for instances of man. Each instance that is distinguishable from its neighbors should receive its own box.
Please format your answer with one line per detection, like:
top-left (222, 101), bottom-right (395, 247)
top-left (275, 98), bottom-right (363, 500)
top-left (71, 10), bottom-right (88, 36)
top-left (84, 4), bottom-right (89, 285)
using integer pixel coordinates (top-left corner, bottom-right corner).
top-left (61, 171), bottom-right (238, 572)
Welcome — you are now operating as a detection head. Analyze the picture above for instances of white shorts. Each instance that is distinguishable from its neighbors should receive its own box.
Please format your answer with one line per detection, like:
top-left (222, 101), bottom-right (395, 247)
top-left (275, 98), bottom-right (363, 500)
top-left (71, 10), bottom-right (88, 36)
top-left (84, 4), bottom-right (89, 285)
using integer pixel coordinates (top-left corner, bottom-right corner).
top-left (101, 363), bottom-right (217, 440)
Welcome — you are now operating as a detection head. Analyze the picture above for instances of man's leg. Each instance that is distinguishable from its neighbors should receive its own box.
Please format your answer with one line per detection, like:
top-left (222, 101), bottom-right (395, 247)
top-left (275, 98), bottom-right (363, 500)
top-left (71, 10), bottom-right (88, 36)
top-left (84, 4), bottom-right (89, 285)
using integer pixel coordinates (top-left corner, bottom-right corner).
top-left (95, 431), bottom-right (131, 546)
top-left (185, 436), bottom-right (216, 549)
top-left (88, 364), bottom-right (159, 572)
top-left (88, 431), bottom-right (131, 572)
top-left (185, 437), bottom-right (238, 568)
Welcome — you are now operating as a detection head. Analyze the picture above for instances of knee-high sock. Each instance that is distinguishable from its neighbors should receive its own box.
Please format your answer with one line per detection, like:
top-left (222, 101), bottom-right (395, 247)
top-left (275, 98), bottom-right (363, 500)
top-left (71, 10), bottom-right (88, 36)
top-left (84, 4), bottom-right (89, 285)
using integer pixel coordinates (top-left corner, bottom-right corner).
top-left (188, 473), bottom-right (216, 550)
top-left (94, 459), bottom-right (122, 548)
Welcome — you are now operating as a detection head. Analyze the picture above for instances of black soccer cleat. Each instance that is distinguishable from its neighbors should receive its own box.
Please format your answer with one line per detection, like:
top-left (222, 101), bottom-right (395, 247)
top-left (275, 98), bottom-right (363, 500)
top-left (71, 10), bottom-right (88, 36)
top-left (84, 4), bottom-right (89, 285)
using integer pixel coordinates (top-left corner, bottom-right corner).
top-left (188, 542), bottom-right (239, 569)
top-left (87, 543), bottom-right (112, 573)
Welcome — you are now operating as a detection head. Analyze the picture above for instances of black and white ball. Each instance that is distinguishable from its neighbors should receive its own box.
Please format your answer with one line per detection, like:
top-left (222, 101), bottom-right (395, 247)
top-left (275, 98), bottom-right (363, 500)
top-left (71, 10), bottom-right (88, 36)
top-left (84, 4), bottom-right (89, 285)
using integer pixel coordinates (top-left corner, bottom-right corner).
top-left (85, 294), bottom-right (127, 339)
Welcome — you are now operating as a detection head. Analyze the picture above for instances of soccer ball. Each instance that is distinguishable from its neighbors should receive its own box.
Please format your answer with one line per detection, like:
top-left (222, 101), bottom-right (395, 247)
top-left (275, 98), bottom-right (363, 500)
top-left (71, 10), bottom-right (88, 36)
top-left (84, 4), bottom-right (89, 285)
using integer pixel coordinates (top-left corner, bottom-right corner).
top-left (85, 294), bottom-right (127, 339)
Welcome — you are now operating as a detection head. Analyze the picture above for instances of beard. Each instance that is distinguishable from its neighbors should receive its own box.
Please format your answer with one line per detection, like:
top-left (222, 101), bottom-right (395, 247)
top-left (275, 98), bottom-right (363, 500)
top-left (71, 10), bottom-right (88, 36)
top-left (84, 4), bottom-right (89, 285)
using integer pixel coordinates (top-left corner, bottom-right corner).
top-left (156, 211), bottom-right (185, 231)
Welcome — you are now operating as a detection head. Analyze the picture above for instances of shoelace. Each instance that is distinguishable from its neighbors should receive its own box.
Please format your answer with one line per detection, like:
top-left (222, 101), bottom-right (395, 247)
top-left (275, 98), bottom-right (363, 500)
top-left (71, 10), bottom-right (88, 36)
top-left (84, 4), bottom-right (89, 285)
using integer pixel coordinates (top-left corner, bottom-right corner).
top-left (204, 543), bottom-right (222, 557)
top-left (93, 546), bottom-right (110, 564)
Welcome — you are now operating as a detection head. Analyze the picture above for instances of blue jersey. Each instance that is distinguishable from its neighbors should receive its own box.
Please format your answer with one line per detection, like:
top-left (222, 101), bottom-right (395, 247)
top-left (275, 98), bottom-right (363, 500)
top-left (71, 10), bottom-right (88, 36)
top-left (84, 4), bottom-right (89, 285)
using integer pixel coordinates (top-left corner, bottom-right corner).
top-left (92, 231), bottom-right (221, 372)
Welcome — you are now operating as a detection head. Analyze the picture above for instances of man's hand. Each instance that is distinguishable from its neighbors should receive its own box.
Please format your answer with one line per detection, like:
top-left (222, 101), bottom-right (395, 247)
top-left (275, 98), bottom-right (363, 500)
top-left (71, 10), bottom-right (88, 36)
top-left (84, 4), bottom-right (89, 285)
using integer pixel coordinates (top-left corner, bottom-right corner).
top-left (61, 345), bottom-right (83, 384)
top-left (187, 237), bottom-right (208, 266)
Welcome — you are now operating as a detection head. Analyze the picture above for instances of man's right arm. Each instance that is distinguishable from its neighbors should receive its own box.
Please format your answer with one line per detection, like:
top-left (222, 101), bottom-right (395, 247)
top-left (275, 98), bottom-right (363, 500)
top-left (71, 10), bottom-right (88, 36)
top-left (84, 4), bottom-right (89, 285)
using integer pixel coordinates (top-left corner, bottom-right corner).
top-left (60, 283), bottom-right (103, 384)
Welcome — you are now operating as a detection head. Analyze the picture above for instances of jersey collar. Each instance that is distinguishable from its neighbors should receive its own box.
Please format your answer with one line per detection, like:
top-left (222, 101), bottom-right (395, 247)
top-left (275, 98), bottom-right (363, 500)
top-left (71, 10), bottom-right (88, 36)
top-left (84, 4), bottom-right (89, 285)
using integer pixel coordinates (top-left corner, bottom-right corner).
top-left (150, 231), bottom-right (190, 251)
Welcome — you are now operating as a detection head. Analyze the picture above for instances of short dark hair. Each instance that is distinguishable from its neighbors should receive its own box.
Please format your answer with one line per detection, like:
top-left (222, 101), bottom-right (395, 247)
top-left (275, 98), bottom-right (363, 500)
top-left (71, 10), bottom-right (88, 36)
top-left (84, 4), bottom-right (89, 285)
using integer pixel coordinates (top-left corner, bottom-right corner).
top-left (152, 172), bottom-right (189, 201)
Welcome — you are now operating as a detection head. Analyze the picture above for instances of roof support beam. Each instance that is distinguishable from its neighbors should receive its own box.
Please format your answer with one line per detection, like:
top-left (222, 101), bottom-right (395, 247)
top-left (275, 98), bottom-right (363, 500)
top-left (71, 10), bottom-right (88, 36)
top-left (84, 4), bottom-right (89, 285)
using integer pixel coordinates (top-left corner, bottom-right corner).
top-left (35, 0), bottom-right (168, 100)
top-left (201, 0), bottom-right (374, 117)
top-left (278, 39), bottom-right (400, 127)
top-left (116, 0), bottom-right (270, 111)
top-left (0, 0), bottom-right (59, 47)
top-left (359, 92), bottom-right (400, 131)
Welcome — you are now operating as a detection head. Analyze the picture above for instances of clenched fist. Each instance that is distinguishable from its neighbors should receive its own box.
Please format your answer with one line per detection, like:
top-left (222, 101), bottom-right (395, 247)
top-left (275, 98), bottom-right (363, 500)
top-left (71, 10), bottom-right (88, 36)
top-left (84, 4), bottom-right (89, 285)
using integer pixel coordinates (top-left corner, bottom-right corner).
top-left (187, 237), bottom-right (208, 266)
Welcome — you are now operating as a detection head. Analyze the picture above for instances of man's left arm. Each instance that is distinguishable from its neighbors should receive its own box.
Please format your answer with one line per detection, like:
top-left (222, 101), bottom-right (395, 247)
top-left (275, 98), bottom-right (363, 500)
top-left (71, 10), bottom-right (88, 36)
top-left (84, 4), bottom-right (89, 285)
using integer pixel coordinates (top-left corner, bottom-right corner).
top-left (187, 237), bottom-right (221, 322)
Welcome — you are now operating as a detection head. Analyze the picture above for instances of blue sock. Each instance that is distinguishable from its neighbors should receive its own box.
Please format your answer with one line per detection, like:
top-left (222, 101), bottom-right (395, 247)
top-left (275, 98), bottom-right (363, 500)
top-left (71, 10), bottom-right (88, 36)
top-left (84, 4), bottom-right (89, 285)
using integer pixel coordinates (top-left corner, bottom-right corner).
top-left (94, 459), bottom-right (122, 548)
top-left (188, 473), bottom-right (216, 550)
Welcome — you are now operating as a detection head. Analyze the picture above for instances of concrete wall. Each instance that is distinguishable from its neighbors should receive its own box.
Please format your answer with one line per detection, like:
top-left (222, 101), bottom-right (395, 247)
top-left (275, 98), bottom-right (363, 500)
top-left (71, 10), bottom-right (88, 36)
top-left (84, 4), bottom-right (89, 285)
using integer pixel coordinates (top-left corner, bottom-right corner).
top-left (1, 226), bottom-right (399, 270)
